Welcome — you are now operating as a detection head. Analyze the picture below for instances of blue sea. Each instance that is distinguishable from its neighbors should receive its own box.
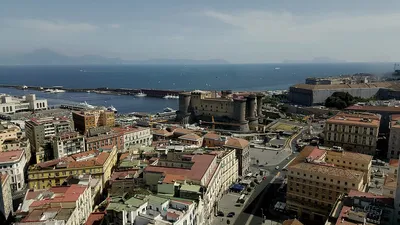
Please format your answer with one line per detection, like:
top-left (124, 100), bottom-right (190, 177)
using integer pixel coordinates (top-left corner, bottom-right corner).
top-left (0, 63), bottom-right (394, 113)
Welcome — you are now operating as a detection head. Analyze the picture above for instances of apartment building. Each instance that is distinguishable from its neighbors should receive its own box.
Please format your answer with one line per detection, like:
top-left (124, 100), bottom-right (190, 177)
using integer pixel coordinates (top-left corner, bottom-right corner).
top-left (224, 137), bottom-right (250, 176)
top-left (106, 195), bottom-right (197, 225)
top-left (394, 157), bottom-right (400, 223)
top-left (28, 146), bottom-right (117, 189)
top-left (0, 94), bottom-right (47, 114)
top-left (86, 131), bottom-right (124, 151)
top-left (178, 133), bottom-right (204, 147)
top-left (0, 150), bottom-right (28, 191)
top-left (388, 114), bottom-right (400, 159)
top-left (16, 184), bottom-right (92, 225)
top-left (72, 109), bottom-right (115, 134)
top-left (286, 146), bottom-right (371, 222)
top-left (52, 131), bottom-right (86, 159)
top-left (324, 112), bottom-right (380, 155)
top-left (25, 117), bottom-right (74, 162)
top-left (0, 174), bottom-right (12, 221)
top-left (0, 121), bottom-right (21, 144)
top-left (112, 126), bottom-right (152, 151)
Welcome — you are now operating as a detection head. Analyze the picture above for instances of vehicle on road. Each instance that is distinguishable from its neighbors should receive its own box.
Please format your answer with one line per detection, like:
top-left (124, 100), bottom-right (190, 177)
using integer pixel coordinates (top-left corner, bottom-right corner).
top-left (275, 166), bottom-right (280, 170)
top-left (282, 168), bottom-right (288, 171)
top-left (217, 211), bottom-right (224, 217)
top-left (227, 212), bottom-right (235, 217)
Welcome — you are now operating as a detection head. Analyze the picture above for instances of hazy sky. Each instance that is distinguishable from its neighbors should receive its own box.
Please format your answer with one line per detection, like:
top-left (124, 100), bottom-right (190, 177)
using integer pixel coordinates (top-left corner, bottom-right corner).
top-left (1, 0), bottom-right (400, 63)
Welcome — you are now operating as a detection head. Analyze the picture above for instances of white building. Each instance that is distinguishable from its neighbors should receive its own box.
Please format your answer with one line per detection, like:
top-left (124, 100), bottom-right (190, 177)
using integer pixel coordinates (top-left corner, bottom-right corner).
top-left (16, 184), bottom-right (92, 225)
top-left (0, 94), bottom-right (47, 114)
top-left (0, 174), bottom-right (13, 221)
top-left (0, 150), bottom-right (27, 191)
top-left (113, 127), bottom-right (152, 151)
top-left (52, 131), bottom-right (86, 159)
top-left (106, 195), bottom-right (197, 225)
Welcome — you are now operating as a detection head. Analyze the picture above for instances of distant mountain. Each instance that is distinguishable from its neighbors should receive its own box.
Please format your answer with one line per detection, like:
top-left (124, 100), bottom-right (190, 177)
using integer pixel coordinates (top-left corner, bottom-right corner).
top-left (283, 57), bottom-right (347, 64)
top-left (0, 49), bottom-right (229, 65)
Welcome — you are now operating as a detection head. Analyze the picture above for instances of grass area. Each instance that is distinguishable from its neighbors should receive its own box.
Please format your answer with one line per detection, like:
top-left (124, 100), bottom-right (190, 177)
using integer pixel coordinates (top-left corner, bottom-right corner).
top-left (271, 122), bottom-right (297, 131)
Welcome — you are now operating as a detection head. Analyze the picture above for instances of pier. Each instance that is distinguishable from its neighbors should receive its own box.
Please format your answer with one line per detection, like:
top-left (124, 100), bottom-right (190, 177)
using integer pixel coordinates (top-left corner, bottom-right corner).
top-left (0, 84), bottom-right (183, 98)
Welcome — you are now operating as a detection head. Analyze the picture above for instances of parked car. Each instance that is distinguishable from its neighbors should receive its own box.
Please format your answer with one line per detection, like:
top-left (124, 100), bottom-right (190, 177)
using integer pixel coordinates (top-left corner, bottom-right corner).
top-left (227, 212), bottom-right (235, 217)
top-left (217, 211), bottom-right (224, 217)
top-left (275, 166), bottom-right (280, 170)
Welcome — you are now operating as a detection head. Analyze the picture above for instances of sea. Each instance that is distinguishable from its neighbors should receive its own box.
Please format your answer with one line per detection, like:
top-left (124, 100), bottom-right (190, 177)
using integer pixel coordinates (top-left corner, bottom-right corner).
top-left (0, 63), bottom-right (394, 114)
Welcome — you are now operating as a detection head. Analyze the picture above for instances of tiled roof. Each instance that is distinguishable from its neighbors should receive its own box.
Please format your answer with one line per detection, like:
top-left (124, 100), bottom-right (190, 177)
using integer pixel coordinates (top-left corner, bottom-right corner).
top-left (203, 132), bottom-right (221, 140)
top-left (112, 126), bottom-right (147, 134)
top-left (0, 150), bottom-right (24, 163)
top-left (178, 133), bottom-right (202, 141)
top-left (163, 174), bottom-right (186, 184)
top-left (389, 159), bottom-right (399, 167)
top-left (84, 212), bottom-right (105, 225)
top-left (224, 137), bottom-right (249, 149)
top-left (326, 150), bottom-right (373, 164)
top-left (391, 114), bottom-right (400, 128)
top-left (152, 129), bottom-right (173, 136)
top-left (327, 112), bottom-right (380, 127)
top-left (173, 128), bottom-right (192, 135)
top-left (283, 219), bottom-right (304, 225)
top-left (307, 147), bottom-right (326, 160)
top-left (346, 105), bottom-right (400, 112)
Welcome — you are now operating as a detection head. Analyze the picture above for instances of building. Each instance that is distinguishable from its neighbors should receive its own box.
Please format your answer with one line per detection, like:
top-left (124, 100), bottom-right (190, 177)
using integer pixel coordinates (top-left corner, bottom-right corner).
top-left (224, 137), bottom-right (250, 176)
top-left (202, 132), bottom-right (227, 147)
top-left (72, 109), bottom-right (115, 134)
top-left (388, 115), bottom-right (400, 159)
top-left (176, 90), bottom-right (264, 131)
top-left (283, 219), bottom-right (304, 225)
top-left (112, 126), bottom-right (152, 151)
top-left (16, 184), bottom-right (92, 225)
top-left (106, 194), bottom-right (197, 225)
top-left (395, 157), bottom-right (400, 223)
top-left (86, 131), bottom-right (124, 151)
top-left (328, 190), bottom-right (395, 225)
top-left (324, 112), bottom-right (380, 155)
top-left (25, 117), bottom-right (74, 163)
top-left (286, 146), bottom-right (371, 222)
top-left (0, 150), bottom-right (28, 191)
top-left (28, 146), bottom-right (117, 190)
top-left (52, 131), bottom-right (86, 159)
top-left (0, 174), bottom-right (13, 221)
top-left (288, 82), bottom-right (392, 106)
top-left (0, 94), bottom-right (47, 114)
top-left (0, 121), bottom-right (21, 144)
top-left (85, 212), bottom-right (106, 225)
top-left (2, 138), bottom-right (31, 162)
top-left (178, 133), bottom-right (203, 147)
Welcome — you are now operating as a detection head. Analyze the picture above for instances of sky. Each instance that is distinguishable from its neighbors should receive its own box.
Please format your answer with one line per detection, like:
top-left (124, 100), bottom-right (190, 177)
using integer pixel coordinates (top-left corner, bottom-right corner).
top-left (1, 0), bottom-right (400, 63)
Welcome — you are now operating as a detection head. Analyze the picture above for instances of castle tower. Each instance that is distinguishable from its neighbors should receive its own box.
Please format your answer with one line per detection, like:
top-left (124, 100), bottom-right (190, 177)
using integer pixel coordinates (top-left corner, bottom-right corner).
top-left (176, 93), bottom-right (191, 124)
top-left (256, 94), bottom-right (264, 117)
top-left (233, 98), bottom-right (249, 132)
top-left (246, 94), bottom-right (258, 127)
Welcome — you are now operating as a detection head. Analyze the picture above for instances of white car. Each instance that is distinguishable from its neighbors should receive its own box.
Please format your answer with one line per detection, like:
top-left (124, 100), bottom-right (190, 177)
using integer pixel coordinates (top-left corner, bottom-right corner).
top-left (275, 166), bottom-right (280, 170)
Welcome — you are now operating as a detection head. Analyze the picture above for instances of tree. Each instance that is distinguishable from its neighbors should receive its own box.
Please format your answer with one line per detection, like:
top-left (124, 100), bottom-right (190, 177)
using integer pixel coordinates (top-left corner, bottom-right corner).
top-left (325, 92), bottom-right (356, 109)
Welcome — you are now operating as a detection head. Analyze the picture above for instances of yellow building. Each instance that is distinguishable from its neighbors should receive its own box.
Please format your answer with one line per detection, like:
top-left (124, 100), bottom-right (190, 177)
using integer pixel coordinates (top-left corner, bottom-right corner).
top-left (324, 112), bottom-right (380, 155)
top-left (28, 146), bottom-right (117, 190)
top-left (286, 146), bottom-right (371, 223)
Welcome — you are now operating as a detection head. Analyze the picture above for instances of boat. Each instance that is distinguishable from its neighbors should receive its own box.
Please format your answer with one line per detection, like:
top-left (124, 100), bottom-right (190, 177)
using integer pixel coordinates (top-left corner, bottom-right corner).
top-left (163, 94), bottom-right (179, 99)
top-left (107, 105), bottom-right (118, 113)
top-left (163, 107), bottom-right (176, 113)
top-left (22, 85), bottom-right (28, 89)
top-left (78, 101), bottom-right (95, 109)
top-left (163, 95), bottom-right (171, 99)
top-left (51, 89), bottom-right (66, 93)
top-left (135, 92), bottom-right (147, 97)
top-left (275, 67), bottom-right (280, 70)
top-left (44, 89), bottom-right (53, 93)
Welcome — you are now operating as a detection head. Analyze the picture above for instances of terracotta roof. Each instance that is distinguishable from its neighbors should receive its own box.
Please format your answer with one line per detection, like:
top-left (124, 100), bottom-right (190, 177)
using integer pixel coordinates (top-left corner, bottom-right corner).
top-left (347, 190), bottom-right (394, 205)
top-left (346, 105), bottom-right (400, 112)
top-left (85, 212), bottom-right (106, 225)
top-left (163, 174), bottom-right (186, 184)
top-left (203, 132), bottom-right (221, 140)
top-left (307, 147), bottom-right (326, 160)
top-left (112, 126), bottom-right (147, 134)
top-left (389, 159), bottom-right (399, 167)
top-left (173, 128), bottom-right (192, 135)
top-left (152, 129), bottom-right (173, 137)
top-left (224, 138), bottom-right (249, 149)
top-left (144, 154), bottom-right (216, 185)
top-left (283, 219), bottom-right (304, 225)
top-left (383, 173), bottom-right (397, 189)
top-left (391, 114), bottom-right (400, 128)
top-left (0, 150), bottom-right (24, 163)
top-left (178, 133), bottom-right (202, 141)
top-left (327, 112), bottom-right (380, 127)
top-left (326, 150), bottom-right (373, 164)
top-left (111, 170), bottom-right (138, 181)
top-left (167, 211), bottom-right (180, 219)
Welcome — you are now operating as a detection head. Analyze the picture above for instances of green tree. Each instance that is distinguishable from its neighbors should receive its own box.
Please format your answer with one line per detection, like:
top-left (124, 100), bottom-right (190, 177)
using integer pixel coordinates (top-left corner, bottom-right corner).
top-left (325, 92), bottom-right (356, 109)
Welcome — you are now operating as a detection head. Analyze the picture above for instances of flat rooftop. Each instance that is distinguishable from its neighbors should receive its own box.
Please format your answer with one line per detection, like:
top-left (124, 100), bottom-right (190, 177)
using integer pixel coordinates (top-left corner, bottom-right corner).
top-left (326, 112), bottom-right (380, 127)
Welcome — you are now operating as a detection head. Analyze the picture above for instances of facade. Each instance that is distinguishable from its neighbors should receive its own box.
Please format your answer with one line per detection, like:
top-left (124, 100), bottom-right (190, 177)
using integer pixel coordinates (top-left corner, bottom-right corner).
top-left (0, 94), bottom-right (47, 114)
top-left (106, 195), bottom-right (197, 225)
top-left (286, 146), bottom-right (371, 222)
top-left (16, 184), bottom-right (92, 225)
top-left (0, 174), bottom-right (13, 221)
top-left (72, 109), bottom-right (115, 134)
top-left (388, 115), bottom-right (400, 159)
top-left (324, 112), bottom-right (380, 155)
top-left (0, 121), bottom-right (21, 145)
top-left (224, 137), bottom-right (250, 176)
top-left (288, 82), bottom-right (392, 106)
top-left (328, 190), bottom-right (395, 225)
top-left (112, 126), bottom-right (152, 151)
top-left (202, 132), bottom-right (227, 147)
top-left (28, 146), bottom-right (118, 189)
top-left (176, 90), bottom-right (264, 131)
top-left (86, 132), bottom-right (124, 151)
top-left (52, 131), bottom-right (86, 159)
top-left (394, 157), bottom-right (400, 223)
top-left (0, 150), bottom-right (27, 191)
top-left (178, 133), bottom-right (203, 147)
top-left (25, 117), bottom-right (74, 163)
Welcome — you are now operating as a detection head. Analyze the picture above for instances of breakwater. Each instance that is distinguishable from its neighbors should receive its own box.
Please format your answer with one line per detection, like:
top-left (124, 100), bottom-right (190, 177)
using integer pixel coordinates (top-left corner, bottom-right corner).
top-left (0, 84), bottom-right (183, 98)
